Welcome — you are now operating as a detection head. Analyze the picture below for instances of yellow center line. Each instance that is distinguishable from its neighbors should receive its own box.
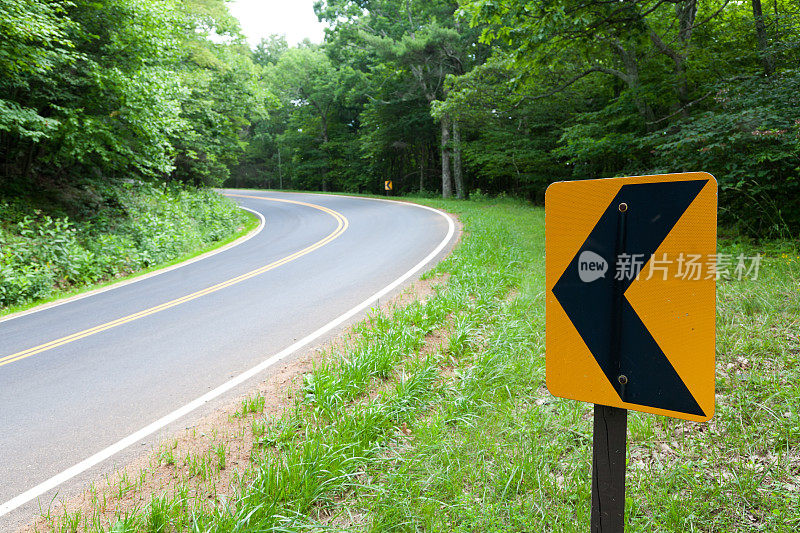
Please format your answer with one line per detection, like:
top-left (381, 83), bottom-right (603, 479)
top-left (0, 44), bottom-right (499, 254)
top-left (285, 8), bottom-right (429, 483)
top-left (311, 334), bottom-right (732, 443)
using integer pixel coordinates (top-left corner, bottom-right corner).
top-left (0, 195), bottom-right (349, 369)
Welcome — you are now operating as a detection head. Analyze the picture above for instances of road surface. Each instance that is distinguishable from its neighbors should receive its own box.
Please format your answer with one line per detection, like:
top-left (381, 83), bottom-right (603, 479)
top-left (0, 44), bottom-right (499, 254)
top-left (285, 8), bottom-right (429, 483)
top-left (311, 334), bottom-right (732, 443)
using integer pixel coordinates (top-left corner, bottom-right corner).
top-left (0, 190), bottom-right (454, 527)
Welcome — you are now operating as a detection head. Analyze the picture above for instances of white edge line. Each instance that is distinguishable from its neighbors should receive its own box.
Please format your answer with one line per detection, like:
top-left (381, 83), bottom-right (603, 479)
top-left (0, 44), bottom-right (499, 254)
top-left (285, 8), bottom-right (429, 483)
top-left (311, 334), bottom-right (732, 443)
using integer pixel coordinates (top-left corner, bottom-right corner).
top-left (0, 206), bottom-right (266, 325)
top-left (0, 199), bottom-right (455, 518)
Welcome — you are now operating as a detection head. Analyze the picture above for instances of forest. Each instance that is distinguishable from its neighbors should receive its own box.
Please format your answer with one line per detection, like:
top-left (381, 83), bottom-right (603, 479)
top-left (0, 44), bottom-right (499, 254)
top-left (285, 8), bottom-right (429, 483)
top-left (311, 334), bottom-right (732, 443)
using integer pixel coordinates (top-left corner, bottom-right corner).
top-left (1, 0), bottom-right (799, 236)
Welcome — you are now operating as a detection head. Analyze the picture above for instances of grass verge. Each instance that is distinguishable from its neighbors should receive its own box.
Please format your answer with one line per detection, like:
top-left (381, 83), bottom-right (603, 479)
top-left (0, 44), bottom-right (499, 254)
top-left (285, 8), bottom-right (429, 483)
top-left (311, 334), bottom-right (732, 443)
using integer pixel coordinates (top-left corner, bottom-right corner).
top-left (1, 190), bottom-right (260, 318)
top-left (30, 196), bottom-right (799, 532)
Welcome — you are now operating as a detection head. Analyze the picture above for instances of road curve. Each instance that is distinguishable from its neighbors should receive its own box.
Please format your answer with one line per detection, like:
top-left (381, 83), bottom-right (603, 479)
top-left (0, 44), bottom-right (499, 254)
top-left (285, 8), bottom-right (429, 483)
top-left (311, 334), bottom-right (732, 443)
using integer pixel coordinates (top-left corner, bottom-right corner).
top-left (0, 190), bottom-right (455, 527)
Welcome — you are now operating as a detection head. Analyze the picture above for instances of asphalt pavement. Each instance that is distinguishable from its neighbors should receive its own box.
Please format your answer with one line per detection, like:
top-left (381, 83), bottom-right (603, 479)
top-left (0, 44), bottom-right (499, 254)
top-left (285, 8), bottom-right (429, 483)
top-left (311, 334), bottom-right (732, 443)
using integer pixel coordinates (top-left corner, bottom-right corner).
top-left (0, 190), bottom-right (454, 528)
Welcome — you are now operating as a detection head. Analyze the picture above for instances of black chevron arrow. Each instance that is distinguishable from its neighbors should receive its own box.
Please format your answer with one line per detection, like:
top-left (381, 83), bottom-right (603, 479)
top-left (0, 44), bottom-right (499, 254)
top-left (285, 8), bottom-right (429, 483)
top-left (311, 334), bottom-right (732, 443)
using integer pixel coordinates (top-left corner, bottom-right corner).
top-left (552, 179), bottom-right (708, 416)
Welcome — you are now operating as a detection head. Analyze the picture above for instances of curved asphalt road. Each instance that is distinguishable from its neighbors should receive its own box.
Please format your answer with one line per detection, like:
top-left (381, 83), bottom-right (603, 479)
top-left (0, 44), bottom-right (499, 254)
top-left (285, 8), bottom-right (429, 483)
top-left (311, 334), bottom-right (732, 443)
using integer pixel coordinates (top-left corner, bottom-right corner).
top-left (0, 190), bottom-right (454, 527)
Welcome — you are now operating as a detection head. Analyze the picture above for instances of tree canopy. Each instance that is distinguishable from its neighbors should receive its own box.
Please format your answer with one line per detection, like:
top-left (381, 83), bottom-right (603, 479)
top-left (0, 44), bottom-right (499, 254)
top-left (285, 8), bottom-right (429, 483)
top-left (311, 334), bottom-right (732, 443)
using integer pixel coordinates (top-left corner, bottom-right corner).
top-left (1, 0), bottom-right (798, 235)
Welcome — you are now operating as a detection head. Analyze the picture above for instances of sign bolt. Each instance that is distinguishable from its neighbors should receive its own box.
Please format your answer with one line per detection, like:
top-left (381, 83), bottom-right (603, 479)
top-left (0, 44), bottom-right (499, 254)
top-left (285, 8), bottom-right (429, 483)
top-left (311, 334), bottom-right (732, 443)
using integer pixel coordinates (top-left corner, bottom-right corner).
top-left (617, 375), bottom-right (628, 385)
top-left (618, 202), bottom-right (628, 213)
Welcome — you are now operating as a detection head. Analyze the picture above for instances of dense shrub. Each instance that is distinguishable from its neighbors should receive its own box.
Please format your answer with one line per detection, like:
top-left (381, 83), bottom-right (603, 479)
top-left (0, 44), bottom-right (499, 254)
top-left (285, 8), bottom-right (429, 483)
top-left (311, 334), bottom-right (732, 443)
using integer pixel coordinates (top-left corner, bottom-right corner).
top-left (0, 184), bottom-right (249, 309)
top-left (643, 71), bottom-right (800, 238)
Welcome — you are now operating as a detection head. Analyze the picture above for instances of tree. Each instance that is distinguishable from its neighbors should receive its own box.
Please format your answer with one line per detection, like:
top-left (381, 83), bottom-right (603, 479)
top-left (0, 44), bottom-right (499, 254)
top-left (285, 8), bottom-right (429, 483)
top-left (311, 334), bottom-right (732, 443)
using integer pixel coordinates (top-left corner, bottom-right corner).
top-left (253, 35), bottom-right (289, 67)
top-left (265, 47), bottom-right (360, 191)
top-left (0, 0), bottom-right (70, 152)
top-left (0, 0), bottom-right (186, 188)
top-left (751, 0), bottom-right (775, 75)
top-left (459, 0), bottom-right (800, 234)
top-left (316, 0), bottom-right (482, 198)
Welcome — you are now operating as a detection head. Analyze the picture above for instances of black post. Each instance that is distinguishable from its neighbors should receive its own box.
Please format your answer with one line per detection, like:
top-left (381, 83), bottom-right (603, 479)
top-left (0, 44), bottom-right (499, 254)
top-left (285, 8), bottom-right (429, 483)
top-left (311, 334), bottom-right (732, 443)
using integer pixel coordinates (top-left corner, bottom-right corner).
top-left (591, 404), bottom-right (628, 532)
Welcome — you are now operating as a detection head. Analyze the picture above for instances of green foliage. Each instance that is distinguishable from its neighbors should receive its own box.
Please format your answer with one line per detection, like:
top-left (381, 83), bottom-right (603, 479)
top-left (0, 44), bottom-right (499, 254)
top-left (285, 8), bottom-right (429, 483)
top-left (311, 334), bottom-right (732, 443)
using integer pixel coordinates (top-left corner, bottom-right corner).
top-left (229, 0), bottom-right (485, 196)
top-left (0, 0), bottom-right (72, 142)
top-left (455, 0), bottom-right (800, 235)
top-left (644, 71), bottom-right (800, 237)
top-left (169, 2), bottom-right (271, 186)
top-left (3, 0), bottom-right (799, 238)
top-left (1, 0), bottom-right (187, 182)
top-left (0, 0), bottom-right (268, 189)
top-left (233, 0), bottom-right (800, 233)
top-left (0, 184), bottom-right (248, 309)
top-left (229, 43), bottom-right (367, 191)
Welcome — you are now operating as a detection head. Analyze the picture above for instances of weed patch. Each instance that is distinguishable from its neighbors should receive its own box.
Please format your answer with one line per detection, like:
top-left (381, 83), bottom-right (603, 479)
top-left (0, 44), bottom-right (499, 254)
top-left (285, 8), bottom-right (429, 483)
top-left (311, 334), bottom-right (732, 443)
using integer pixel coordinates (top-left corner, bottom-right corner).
top-left (0, 183), bottom-right (252, 312)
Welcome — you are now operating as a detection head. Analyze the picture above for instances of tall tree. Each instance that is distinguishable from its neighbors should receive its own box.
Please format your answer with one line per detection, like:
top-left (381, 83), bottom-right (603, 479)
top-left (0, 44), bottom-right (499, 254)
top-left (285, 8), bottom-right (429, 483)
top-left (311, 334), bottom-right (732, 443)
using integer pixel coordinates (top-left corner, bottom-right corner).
top-left (265, 46), bottom-right (360, 191)
top-left (170, 0), bottom-right (268, 185)
top-left (751, 0), bottom-right (775, 75)
top-left (1, 0), bottom-right (184, 186)
top-left (316, 0), bottom-right (480, 198)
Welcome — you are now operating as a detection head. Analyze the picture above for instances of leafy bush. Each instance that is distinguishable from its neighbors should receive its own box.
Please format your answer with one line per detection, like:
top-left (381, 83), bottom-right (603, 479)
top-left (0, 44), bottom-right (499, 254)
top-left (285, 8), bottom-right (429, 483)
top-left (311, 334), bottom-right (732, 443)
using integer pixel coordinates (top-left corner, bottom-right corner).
top-left (0, 185), bottom-right (248, 309)
top-left (644, 71), bottom-right (800, 238)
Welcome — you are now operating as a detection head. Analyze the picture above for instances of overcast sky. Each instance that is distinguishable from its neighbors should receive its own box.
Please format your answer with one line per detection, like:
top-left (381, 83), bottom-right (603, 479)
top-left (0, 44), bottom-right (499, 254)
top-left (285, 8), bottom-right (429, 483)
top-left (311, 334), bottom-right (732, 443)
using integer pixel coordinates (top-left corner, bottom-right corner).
top-left (228, 0), bottom-right (327, 47)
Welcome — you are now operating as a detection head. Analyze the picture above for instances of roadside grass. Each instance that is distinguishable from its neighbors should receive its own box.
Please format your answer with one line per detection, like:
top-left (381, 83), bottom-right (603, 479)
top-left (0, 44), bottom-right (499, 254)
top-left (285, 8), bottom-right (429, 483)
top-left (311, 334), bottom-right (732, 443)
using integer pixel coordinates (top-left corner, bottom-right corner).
top-left (31, 197), bottom-right (799, 532)
top-left (1, 186), bottom-right (259, 317)
top-left (1, 208), bottom-right (260, 320)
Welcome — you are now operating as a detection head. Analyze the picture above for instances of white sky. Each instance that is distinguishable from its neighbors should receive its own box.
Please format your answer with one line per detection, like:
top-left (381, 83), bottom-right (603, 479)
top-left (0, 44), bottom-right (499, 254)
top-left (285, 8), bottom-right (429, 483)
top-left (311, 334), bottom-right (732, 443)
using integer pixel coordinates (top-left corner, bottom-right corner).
top-left (227, 0), bottom-right (327, 47)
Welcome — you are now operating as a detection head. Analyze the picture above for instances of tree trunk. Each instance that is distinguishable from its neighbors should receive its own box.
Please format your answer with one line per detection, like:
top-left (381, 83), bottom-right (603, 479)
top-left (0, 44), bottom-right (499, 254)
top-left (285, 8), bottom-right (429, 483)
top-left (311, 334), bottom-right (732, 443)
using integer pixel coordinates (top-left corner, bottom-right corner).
top-left (751, 0), bottom-right (775, 76)
top-left (676, 0), bottom-right (698, 43)
top-left (440, 115), bottom-right (452, 198)
top-left (617, 44), bottom-right (656, 126)
top-left (452, 120), bottom-right (464, 199)
top-left (21, 142), bottom-right (38, 180)
top-left (675, 1), bottom-right (697, 111)
top-left (418, 145), bottom-right (425, 193)
top-left (321, 115), bottom-right (329, 192)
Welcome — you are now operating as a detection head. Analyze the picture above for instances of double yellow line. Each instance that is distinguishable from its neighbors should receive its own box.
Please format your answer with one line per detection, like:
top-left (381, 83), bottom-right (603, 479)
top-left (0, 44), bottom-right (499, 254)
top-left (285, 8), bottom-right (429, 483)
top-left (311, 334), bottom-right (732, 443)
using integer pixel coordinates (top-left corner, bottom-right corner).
top-left (0, 194), bottom-right (348, 369)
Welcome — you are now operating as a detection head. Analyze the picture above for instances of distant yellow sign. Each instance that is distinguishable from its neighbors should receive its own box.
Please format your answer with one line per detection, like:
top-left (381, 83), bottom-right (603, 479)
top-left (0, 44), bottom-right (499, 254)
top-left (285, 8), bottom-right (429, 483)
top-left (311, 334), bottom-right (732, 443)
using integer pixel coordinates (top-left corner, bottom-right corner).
top-left (385, 180), bottom-right (392, 191)
top-left (545, 172), bottom-right (717, 422)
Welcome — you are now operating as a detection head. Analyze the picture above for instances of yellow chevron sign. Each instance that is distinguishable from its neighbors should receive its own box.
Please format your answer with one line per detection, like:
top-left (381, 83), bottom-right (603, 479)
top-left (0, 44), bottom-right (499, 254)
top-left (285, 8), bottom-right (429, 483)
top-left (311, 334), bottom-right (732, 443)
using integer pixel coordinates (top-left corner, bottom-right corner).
top-left (545, 172), bottom-right (717, 422)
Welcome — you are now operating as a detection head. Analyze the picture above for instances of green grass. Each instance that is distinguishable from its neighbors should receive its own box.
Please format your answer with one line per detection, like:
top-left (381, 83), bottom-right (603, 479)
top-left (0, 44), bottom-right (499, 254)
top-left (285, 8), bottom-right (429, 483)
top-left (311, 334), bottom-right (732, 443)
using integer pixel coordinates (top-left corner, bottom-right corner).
top-left (34, 195), bottom-right (799, 532)
top-left (234, 393), bottom-right (267, 419)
